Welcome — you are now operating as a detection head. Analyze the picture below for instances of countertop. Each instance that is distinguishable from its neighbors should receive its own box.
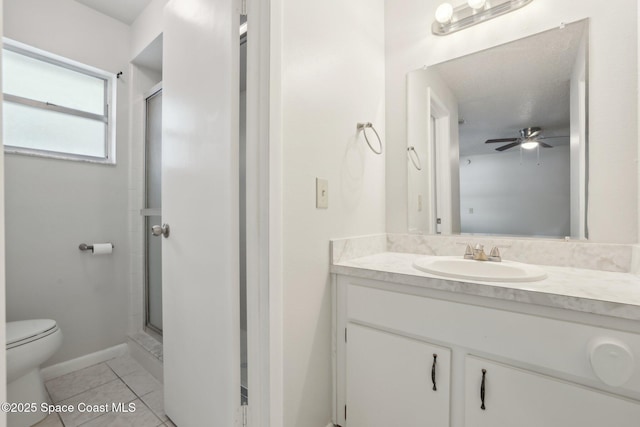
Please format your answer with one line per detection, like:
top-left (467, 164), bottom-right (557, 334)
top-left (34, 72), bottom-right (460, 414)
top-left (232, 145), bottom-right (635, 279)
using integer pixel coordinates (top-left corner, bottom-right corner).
top-left (331, 252), bottom-right (640, 321)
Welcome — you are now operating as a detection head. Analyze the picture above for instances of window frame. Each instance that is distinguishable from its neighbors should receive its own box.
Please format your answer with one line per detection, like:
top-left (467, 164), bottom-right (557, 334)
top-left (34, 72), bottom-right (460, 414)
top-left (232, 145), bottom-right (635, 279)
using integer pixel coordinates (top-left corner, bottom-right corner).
top-left (2, 39), bottom-right (117, 164)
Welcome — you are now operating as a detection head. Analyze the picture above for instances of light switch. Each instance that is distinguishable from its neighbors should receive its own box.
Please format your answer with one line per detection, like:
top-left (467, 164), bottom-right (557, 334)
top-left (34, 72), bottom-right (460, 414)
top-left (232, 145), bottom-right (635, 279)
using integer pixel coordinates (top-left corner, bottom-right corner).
top-left (316, 178), bottom-right (328, 209)
top-left (469, 208), bottom-right (474, 214)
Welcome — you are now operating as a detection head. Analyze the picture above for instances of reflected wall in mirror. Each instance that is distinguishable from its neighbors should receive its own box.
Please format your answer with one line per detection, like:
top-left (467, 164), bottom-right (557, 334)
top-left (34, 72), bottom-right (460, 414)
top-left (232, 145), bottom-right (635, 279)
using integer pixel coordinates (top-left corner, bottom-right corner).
top-left (407, 20), bottom-right (588, 239)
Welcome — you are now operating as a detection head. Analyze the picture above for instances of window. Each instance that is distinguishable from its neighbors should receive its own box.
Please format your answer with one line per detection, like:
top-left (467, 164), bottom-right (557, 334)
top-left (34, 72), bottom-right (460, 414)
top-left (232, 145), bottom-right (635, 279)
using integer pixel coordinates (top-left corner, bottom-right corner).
top-left (2, 40), bottom-right (116, 163)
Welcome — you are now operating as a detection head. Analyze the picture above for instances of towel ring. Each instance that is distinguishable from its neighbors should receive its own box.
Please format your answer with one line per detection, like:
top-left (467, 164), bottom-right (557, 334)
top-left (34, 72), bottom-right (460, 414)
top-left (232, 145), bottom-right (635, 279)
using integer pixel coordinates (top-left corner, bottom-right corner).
top-left (357, 122), bottom-right (383, 155)
top-left (407, 146), bottom-right (422, 171)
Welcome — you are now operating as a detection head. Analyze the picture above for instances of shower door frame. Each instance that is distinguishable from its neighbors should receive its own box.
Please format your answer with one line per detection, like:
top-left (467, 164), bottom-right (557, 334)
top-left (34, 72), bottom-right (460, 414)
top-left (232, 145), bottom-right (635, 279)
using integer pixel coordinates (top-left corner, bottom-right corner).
top-left (143, 82), bottom-right (163, 339)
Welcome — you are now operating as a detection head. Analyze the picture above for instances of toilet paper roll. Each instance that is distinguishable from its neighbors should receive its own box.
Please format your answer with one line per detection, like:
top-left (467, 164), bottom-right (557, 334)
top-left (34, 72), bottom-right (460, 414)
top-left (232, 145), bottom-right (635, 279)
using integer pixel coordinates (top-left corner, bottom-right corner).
top-left (92, 243), bottom-right (113, 255)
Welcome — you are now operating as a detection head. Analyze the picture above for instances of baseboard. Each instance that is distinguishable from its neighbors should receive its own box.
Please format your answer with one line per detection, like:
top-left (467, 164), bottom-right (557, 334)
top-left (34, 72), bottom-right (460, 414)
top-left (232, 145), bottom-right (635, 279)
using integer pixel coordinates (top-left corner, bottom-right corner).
top-left (40, 343), bottom-right (128, 381)
top-left (127, 336), bottom-right (163, 383)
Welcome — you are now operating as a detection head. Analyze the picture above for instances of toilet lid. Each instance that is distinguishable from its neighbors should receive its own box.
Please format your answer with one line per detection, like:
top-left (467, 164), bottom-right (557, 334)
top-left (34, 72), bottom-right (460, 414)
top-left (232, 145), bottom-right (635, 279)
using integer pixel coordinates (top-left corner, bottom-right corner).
top-left (7, 319), bottom-right (58, 349)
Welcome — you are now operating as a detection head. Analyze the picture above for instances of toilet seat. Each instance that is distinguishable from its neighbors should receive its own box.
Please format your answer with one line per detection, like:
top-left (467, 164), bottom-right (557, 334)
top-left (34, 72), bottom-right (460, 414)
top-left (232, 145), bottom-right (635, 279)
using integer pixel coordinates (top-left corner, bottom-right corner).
top-left (7, 319), bottom-right (59, 350)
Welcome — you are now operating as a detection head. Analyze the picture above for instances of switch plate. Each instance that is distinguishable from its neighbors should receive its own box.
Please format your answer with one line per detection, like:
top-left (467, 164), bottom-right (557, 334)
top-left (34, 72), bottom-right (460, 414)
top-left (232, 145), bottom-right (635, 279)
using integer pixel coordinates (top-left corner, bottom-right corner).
top-left (316, 178), bottom-right (328, 209)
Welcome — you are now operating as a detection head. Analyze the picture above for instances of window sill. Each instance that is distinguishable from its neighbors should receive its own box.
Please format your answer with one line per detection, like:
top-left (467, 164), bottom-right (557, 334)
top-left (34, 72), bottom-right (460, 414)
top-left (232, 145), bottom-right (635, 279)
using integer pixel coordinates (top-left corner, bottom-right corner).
top-left (4, 146), bottom-right (116, 165)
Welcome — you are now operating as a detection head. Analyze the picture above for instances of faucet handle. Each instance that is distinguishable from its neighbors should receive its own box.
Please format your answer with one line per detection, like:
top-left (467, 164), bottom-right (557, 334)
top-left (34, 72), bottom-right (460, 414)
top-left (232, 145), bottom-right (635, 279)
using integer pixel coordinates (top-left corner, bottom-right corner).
top-left (463, 244), bottom-right (474, 259)
top-left (488, 246), bottom-right (501, 262)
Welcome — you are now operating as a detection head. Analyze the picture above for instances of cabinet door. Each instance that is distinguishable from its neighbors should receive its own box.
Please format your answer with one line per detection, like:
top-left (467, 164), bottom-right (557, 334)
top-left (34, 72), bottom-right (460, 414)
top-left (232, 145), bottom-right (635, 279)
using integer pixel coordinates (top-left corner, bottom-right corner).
top-left (346, 323), bottom-right (450, 427)
top-left (465, 356), bottom-right (640, 427)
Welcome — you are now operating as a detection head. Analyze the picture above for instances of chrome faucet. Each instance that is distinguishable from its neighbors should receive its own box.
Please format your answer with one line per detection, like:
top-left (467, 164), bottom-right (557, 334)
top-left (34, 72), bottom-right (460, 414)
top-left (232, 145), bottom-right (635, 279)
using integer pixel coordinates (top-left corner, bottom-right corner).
top-left (463, 244), bottom-right (501, 262)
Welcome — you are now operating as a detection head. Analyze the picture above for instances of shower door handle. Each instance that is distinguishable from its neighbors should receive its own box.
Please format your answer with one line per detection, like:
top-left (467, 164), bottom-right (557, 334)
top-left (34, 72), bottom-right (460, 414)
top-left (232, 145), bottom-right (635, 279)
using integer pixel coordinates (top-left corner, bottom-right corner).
top-left (151, 223), bottom-right (170, 238)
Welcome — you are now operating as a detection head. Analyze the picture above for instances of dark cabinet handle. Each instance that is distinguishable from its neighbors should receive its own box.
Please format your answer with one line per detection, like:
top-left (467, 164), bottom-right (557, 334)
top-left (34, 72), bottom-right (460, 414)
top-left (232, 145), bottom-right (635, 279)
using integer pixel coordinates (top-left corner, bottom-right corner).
top-left (431, 354), bottom-right (437, 391)
top-left (480, 369), bottom-right (487, 410)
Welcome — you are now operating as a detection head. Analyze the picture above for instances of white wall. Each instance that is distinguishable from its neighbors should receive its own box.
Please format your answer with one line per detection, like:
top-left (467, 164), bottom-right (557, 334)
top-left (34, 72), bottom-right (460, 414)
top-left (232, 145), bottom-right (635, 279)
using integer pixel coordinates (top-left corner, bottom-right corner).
top-left (3, 0), bottom-right (131, 365)
top-left (460, 146), bottom-right (571, 237)
top-left (386, 0), bottom-right (638, 243)
top-left (130, 0), bottom-right (168, 62)
top-left (275, 0), bottom-right (387, 424)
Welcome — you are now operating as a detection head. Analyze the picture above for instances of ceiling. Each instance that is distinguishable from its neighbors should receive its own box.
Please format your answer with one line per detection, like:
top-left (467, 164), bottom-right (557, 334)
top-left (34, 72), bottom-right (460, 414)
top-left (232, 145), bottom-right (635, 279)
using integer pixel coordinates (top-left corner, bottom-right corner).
top-left (76, 0), bottom-right (246, 87)
top-left (74, 0), bottom-right (153, 25)
top-left (431, 21), bottom-right (586, 156)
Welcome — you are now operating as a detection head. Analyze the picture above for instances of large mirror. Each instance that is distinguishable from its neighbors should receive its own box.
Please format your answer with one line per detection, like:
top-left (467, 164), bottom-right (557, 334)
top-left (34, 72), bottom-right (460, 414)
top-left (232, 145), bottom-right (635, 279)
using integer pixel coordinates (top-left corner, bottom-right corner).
top-left (407, 20), bottom-right (588, 239)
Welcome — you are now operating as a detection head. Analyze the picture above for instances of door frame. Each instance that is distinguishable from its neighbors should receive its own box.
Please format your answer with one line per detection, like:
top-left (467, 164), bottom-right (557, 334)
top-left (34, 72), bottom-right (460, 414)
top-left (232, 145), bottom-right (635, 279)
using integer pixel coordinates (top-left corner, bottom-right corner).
top-left (245, 0), bottom-right (281, 425)
top-left (0, 0), bottom-right (7, 420)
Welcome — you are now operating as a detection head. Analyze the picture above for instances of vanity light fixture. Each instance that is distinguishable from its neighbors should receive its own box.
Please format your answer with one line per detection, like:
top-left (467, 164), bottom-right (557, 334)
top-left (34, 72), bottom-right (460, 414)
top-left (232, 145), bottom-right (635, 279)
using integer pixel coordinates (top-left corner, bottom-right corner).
top-left (467, 0), bottom-right (486, 9)
top-left (432, 0), bottom-right (534, 36)
top-left (435, 3), bottom-right (454, 24)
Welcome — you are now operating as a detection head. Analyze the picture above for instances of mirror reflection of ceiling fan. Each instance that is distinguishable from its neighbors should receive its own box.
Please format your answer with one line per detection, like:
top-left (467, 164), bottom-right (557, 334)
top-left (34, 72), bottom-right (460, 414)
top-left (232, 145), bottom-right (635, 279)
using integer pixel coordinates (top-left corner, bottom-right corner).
top-left (485, 127), bottom-right (567, 152)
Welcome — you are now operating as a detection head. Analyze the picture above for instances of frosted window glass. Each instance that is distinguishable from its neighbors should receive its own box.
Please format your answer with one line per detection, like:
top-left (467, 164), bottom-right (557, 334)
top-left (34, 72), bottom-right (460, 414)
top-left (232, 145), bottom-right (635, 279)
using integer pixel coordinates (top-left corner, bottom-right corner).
top-left (3, 49), bottom-right (105, 115)
top-left (4, 102), bottom-right (106, 158)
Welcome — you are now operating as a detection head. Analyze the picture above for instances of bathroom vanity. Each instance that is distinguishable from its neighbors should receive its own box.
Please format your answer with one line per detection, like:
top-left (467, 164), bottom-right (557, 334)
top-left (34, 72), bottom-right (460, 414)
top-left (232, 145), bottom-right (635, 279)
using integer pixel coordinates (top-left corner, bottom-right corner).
top-left (331, 235), bottom-right (640, 427)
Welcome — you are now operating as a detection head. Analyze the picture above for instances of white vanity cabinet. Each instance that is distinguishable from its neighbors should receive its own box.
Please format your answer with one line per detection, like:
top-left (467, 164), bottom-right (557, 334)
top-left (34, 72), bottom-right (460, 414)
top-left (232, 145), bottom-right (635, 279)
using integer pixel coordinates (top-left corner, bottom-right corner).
top-left (346, 323), bottom-right (451, 427)
top-left (333, 274), bottom-right (640, 427)
top-left (464, 356), bottom-right (640, 427)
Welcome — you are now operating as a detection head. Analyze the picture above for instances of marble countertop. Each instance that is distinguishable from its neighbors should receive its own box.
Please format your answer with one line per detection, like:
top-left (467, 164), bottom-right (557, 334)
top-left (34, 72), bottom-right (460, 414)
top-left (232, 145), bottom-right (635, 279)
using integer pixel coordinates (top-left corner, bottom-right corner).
top-left (331, 252), bottom-right (640, 321)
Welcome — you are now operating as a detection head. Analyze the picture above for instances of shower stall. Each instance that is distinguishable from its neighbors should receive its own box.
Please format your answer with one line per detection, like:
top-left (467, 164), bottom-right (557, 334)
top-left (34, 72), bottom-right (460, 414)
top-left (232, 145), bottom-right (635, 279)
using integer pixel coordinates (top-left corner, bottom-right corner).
top-left (144, 84), bottom-right (163, 338)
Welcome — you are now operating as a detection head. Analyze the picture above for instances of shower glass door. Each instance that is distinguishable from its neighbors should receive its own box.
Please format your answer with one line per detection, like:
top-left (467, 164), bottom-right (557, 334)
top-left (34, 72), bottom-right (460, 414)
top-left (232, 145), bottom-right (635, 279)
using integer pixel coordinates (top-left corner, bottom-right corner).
top-left (144, 86), bottom-right (163, 335)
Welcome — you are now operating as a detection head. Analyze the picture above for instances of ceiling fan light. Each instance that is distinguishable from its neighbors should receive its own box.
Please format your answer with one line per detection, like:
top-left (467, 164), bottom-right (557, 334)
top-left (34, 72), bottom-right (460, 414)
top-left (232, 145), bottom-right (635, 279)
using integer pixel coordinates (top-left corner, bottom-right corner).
top-left (467, 0), bottom-right (486, 10)
top-left (521, 140), bottom-right (539, 150)
top-left (435, 3), bottom-right (454, 24)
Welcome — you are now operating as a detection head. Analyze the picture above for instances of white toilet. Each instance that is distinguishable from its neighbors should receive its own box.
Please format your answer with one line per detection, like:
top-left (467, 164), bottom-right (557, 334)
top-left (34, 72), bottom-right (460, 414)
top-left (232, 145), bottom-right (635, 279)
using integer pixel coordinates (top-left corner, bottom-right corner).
top-left (7, 319), bottom-right (62, 427)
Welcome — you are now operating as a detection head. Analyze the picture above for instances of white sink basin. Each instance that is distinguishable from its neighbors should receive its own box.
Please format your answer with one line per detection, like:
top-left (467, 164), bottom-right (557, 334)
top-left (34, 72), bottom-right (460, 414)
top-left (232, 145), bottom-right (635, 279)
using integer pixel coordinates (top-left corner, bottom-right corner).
top-left (412, 256), bottom-right (547, 282)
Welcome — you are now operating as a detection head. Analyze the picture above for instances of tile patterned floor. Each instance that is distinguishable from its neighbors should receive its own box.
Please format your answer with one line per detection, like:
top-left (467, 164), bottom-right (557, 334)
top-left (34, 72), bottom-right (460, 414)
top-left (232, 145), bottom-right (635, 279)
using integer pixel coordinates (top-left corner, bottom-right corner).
top-left (34, 355), bottom-right (175, 427)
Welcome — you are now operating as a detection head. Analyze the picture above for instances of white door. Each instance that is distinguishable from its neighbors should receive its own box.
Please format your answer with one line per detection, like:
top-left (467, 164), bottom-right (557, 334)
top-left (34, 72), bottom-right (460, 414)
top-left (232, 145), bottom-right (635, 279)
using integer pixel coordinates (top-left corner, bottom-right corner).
top-left (162, 1), bottom-right (240, 426)
top-left (346, 323), bottom-right (451, 427)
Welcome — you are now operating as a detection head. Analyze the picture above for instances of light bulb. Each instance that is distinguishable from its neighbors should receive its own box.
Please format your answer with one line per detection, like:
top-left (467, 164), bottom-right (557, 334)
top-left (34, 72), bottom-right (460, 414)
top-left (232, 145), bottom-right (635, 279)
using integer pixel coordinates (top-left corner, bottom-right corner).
top-left (467, 0), bottom-right (486, 9)
top-left (435, 3), bottom-right (454, 24)
top-left (521, 140), bottom-right (539, 150)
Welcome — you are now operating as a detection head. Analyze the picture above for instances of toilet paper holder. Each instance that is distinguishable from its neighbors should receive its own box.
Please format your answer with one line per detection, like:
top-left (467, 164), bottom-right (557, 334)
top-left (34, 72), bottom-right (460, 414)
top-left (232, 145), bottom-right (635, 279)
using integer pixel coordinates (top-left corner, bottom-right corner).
top-left (79, 243), bottom-right (114, 251)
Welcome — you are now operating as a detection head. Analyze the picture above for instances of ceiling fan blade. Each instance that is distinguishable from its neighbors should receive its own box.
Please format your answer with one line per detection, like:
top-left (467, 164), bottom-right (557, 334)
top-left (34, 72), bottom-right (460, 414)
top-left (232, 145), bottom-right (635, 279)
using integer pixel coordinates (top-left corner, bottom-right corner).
top-left (539, 142), bottom-right (553, 148)
top-left (529, 129), bottom-right (542, 138)
top-left (538, 135), bottom-right (569, 139)
top-left (486, 138), bottom-right (518, 144)
top-left (496, 142), bottom-right (521, 151)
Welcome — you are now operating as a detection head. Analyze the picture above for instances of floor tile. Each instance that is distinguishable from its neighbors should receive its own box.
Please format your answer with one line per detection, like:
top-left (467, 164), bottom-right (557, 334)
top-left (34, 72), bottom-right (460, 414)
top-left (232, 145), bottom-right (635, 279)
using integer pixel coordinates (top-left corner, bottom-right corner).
top-left (78, 399), bottom-right (163, 427)
top-left (58, 379), bottom-right (136, 427)
top-left (121, 370), bottom-right (162, 397)
top-left (140, 388), bottom-right (167, 421)
top-left (46, 364), bottom-right (118, 403)
top-left (33, 412), bottom-right (64, 427)
top-left (106, 355), bottom-right (145, 378)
